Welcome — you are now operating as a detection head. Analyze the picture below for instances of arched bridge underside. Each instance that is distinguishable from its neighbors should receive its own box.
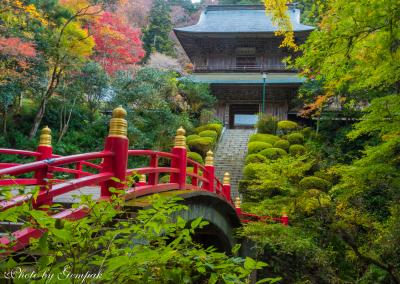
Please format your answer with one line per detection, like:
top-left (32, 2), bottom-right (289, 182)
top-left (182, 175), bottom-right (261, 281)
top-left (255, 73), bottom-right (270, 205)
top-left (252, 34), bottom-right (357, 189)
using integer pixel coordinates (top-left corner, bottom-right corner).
top-left (126, 190), bottom-right (242, 253)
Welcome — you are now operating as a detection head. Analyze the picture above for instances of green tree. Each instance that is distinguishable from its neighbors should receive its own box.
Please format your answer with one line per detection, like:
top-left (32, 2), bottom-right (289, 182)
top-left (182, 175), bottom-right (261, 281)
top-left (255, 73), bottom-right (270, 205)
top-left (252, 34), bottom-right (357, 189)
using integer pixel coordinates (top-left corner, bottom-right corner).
top-left (142, 0), bottom-right (175, 61)
top-left (295, 0), bottom-right (400, 98)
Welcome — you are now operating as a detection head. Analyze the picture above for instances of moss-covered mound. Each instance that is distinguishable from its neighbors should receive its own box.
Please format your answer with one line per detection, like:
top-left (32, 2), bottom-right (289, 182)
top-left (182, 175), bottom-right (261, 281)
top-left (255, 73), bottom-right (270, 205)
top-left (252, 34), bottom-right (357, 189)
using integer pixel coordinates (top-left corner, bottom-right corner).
top-left (245, 153), bottom-right (267, 164)
top-left (241, 180), bottom-right (287, 202)
top-left (249, 133), bottom-right (280, 145)
top-left (289, 144), bottom-right (306, 156)
top-left (287, 132), bottom-right (304, 145)
top-left (160, 174), bottom-right (171, 183)
top-left (243, 163), bottom-right (269, 180)
top-left (187, 137), bottom-right (214, 157)
top-left (299, 176), bottom-right (332, 191)
top-left (274, 139), bottom-right (290, 152)
top-left (187, 134), bottom-right (200, 144)
top-left (187, 151), bottom-right (204, 164)
top-left (277, 120), bottom-right (298, 132)
top-left (259, 147), bottom-right (287, 160)
top-left (198, 130), bottom-right (218, 140)
top-left (301, 127), bottom-right (313, 139)
top-left (195, 123), bottom-right (223, 136)
top-left (248, 141), bottom-right (273, 154)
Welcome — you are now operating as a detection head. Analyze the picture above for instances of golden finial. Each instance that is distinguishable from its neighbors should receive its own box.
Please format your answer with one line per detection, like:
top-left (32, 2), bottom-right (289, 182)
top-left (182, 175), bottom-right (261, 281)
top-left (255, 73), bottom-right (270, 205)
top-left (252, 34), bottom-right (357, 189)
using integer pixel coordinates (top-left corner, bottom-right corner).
top-left (108, 106), bottom-right (127, 138)
top-left (234, 196), bottom-right (241, 208)
top-left (39, 126), bottom-right (52, 146)
top-left (174, 126), bottom-right (186, 148)
top-left (205, 150), bottom-right (214, 166)
top-left (223, 172), bottom-right (230, 185)
top-left (139, 174), bottom-right (146, 183)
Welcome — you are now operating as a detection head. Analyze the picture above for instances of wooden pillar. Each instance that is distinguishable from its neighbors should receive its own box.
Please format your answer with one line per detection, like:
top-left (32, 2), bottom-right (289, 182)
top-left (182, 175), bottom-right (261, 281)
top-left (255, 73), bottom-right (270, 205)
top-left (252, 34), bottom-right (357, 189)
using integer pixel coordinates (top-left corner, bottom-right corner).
top-left (148, 154), bottom-right (158, 185)
top-left (101, 106), bottom-right (129, 197)
top-left (170, 127), bottom-right (187, 190)
top-left (137, 174), bottom-right (147, 186)
top-left (33, 126), bottom-right (53, 209)
top-left (234, 196), bottom-right (242, 215)
top-left (281, 212), bottom-right (289, 226)
top-left (222, 172), bottom-right (232, 202)
top-left (203, 150), bottom-right (215, 192)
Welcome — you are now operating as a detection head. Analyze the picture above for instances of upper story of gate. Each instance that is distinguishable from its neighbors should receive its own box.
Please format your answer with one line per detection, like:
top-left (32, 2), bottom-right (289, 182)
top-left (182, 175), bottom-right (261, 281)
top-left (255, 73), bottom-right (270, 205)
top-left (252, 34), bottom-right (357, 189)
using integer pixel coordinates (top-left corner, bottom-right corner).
top-left (174, 5), bottom-right (314, 73)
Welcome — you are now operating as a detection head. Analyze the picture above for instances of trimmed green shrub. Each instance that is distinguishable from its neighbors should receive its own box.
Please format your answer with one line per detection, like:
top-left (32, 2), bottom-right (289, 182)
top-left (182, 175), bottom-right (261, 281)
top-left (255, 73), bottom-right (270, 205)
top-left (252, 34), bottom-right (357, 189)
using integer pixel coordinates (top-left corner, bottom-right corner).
top-left (248, 142), bottom-right (273, 154)
top-left (159, 175), bottom-right (171, 183)
top-left (254, 180), bottom-right (286, 198)
top-left (313, 170), bottom-right (338, 184)
top-left (274, 139), bottom-right (290, 152)
top-left (287, 132), bottom-right (304, 145)
top-left (187, 134), bottom-right (200, 143)
top-left (207, 123), bottom-right (223, 135)
top-left (243, 163), bottom-right (269, 180)
top-left (277, 120), bottom-right (298, 133)
top-left (289, 144), bottom-right (306, 156)
top-left (248, 133), bottom-right (280, 145)
top-left (198, 130), bottom-right (218, 140)
top-left (299, 176), bottom-right (332, 191)
top-left (238, 180), bottom-right (252, 192)
top-left (259, 148), bottom-right (287, 160)
top-left (240, 180), bottom-right (287, 202)
top-left (256, 113), bottom-right (278, 134)
top-left (297, 189), bottom-right (331, 215)
top-left (187, 152), bottom-right (204, 164)
top-left (245, 153), bottom-right (267, 164)
top-left (187, 137), bottom-right (215, 157)
top-left (301, 127), bottom-right (313, 139)
top-left (195, 123), bottom-right (223, 136)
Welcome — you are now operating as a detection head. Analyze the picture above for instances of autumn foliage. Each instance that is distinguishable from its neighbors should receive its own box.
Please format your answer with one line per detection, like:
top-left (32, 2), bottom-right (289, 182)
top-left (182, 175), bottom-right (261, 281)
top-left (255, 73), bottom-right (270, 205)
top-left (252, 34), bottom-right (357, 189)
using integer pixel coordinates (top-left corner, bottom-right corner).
top-left (0, 37), bottom-right (36, 58)
top-left (92, 12), bottom-right (145, 74)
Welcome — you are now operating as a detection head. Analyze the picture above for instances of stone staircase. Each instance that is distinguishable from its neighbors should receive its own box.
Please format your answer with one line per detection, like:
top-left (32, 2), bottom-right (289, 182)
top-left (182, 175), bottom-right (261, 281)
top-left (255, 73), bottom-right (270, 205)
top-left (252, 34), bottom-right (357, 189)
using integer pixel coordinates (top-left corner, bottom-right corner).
top-left (215, 128), bottom-right (255, 198)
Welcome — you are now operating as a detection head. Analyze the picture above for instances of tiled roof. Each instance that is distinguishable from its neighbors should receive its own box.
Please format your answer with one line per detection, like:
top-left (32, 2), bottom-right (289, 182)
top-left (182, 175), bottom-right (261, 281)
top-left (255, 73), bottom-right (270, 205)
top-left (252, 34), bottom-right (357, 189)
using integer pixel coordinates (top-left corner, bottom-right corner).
top-left (174, 5), bottom-right (314, 34)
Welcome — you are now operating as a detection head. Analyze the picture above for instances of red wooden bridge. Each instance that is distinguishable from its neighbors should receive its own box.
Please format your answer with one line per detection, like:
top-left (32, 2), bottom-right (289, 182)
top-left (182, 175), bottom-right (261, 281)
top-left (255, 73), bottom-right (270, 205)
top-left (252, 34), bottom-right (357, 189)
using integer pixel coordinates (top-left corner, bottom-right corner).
top-left (0, 106), bottom-right (288, 253)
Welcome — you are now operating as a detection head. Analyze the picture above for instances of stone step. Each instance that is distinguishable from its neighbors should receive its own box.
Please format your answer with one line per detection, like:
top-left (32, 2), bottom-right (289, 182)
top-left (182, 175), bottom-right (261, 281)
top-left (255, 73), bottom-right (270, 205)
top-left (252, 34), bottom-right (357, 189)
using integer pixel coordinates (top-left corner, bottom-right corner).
top-left (214, 128), bottom-right (254, 198)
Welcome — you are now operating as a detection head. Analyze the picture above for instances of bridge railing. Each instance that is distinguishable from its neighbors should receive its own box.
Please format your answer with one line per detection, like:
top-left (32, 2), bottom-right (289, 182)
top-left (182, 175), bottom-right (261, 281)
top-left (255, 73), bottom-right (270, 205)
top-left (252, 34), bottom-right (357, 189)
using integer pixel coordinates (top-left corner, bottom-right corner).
top-left (0, 106), bottom-right (233, 208)
top-left (0, 106), bottom-right (287, 252)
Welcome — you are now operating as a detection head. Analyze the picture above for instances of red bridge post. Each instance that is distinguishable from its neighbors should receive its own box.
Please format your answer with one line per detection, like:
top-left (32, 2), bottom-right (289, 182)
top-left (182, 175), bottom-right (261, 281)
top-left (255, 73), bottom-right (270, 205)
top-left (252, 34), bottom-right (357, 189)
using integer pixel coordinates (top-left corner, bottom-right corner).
top-left (33, 126), bottom-right (53, 208)
top-left (281, 212), bottom-right (289, 226)
top-left (203, 150), bottom-right (215, 192)
top-left (234, 196), bottom-right (242, 215)
top-left (222, 172), bottom-right (232, 202)
top-left (137, 174), bottom-right (146, 186)
top-left (170, 127), bottom-right (187, 190)
top-left (101, 106), bottom-right (129, 197)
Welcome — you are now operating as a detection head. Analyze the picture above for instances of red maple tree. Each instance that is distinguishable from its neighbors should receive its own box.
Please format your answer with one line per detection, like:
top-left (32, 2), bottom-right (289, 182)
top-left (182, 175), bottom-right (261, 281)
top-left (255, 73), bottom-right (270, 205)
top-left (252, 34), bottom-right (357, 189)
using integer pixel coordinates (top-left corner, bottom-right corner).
top-left (91, 12), bottom-right (145, 75)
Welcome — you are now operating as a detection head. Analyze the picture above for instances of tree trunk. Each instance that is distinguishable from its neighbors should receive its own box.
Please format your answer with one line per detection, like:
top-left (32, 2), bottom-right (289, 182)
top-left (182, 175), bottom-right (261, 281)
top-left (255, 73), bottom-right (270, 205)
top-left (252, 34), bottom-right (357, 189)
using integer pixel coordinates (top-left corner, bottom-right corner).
top-left (57, 97), bottom-right (77, 143)
top-left (29, 66), bottom-right (63, 139)
top-left (29, 97), bottom-right (47, 139)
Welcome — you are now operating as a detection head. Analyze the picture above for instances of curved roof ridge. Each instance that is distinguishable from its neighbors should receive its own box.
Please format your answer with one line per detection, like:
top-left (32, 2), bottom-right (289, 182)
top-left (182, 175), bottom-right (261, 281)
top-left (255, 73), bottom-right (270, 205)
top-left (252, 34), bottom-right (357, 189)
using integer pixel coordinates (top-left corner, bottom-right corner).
top-left (205, 5), bottom-right (265, 11)
top-left (174, 5), bottom-right (314, 34)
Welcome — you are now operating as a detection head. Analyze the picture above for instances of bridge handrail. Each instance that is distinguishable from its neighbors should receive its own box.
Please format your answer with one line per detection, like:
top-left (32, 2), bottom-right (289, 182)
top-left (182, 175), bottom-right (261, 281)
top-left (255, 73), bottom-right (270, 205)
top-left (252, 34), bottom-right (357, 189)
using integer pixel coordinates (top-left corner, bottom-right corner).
top-left (0, 148), bottom-right (41, 157)
top-left (128, 149), bottom-right (179, 160)
top-left (0, 151), bottom-right (112, 177)
top-left (186, 159), bottom-right (207, 172)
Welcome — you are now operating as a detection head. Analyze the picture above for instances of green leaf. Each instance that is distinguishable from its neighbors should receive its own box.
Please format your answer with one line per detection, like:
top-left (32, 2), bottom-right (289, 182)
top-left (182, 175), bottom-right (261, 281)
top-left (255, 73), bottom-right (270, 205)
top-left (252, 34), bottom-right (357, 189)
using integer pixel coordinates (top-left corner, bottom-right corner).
top-left (191, 217), bottom-right (203, 229)
top-left (208, 273), bottom-right (218, 284)
top-left (244, 257), bottom-right (257, 270)
top-left (38, 232), bottom-right (49, 255)
top-left (176, 216), bottom-right (186, 228)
